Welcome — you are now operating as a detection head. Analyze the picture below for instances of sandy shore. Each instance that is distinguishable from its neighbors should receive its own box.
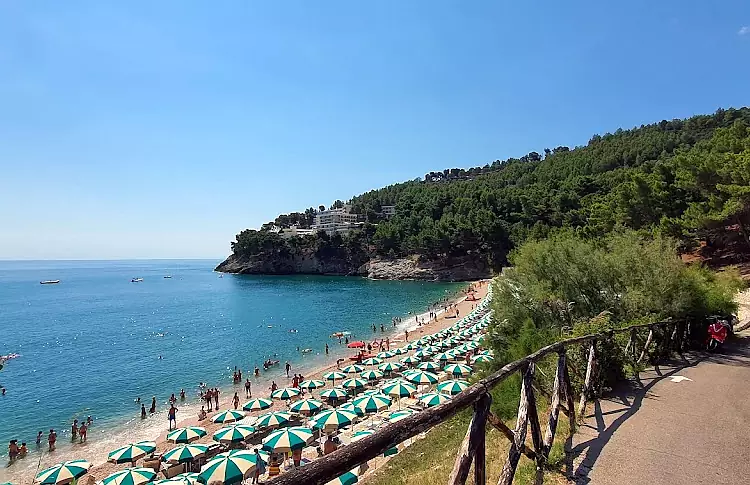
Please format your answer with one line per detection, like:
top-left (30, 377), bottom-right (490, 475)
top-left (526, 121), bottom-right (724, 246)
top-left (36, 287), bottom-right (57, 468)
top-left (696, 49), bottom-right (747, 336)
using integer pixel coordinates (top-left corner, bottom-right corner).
top-left (3, 281), bottom-right (489, 485)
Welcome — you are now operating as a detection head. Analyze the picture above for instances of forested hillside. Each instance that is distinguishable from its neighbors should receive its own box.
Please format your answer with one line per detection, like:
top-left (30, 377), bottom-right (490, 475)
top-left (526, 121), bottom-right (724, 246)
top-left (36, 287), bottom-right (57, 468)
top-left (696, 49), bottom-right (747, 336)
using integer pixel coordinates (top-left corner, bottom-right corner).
top-left (224, 107), bottom-right (750, 275)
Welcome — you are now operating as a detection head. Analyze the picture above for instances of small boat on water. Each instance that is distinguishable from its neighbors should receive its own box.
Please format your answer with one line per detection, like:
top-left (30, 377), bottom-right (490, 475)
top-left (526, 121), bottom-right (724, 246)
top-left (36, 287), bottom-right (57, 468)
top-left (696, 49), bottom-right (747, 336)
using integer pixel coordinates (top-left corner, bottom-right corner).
top-left (131, 278), bottom-right (144, 283)
top-left (40, 280), bottom-right (60, 285)
top-left (163, 275), bottom-right (172, 279)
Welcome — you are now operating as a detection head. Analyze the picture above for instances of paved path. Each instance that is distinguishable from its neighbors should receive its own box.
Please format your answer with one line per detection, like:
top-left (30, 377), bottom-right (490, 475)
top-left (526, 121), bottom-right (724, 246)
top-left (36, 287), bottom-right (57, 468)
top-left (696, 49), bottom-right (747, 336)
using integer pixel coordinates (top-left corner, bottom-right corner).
top-left (570, 331), bottom-right (750, 484)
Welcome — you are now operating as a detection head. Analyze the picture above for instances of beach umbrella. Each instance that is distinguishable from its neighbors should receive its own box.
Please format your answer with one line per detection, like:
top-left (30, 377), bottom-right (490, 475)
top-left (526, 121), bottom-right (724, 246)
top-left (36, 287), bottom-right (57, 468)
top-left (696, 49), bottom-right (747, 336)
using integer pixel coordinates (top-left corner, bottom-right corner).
top-left (211, 410), bottom-right (245, 423)
top-left (392, 347), bottom-right (408, 355)
top-left (162, 444), bottom-right (209, 464)
top-left (311, 409), bottom-right (358, 430)
top-left (360, 369), bottom-right (384, 381)
top-left (464, 341), bottom-right (479, 350)
top-left (342, 377), bottom-right (368, 390)
top-left (437, 380), bottom-right (470, 395)
top-left (262, 426), bottom-right (314, 453)
top-left (352, 394), bottom-right (391, 414)
top-left (405, 371), bottom-right (439, 385)
top-left (155, 473), bottom-right (200, 485)
top-left (434, 352), bottom-right (455, 362)
top-left (108, 442), bottom-right (157, 464)
top-left (212, 425), bottom-right (256, 444)
top-left (413, 350), bottom-right (432, 360)
top-left (361, 389), bottom-right (384, 396)
top-left (215, 449), bottom-right (269, 465)
top-left (479, 349), bottom-right (491, 355)
top-left (341, 364), bottom-right (364, 374)
top-left (419, 392), bottom-right (453, 408)
top-left (376, 351), bottom-right (394, 359)
top-left (444, 363), bottom-right (473, 377)
top-left (472, 354), bottom-right (494, 363)
top-left (100, 468), bottom-right (156, 485)
top-left (403, 343), bottom-right (418, 350)
top-left (199, 453), bottom-right (256, 485)
top-left (320, 387), bottom-right (348, 401)
top-left (361, 357), bottom-right (382, 366)
top-left (271, 387), bottom-right (301, 400)
top-left (338, 402), bottom-right (366, 417)
top-left (327, 470), bottom-right (359, 485)
top-left (347, 341), bottom-right (365, 348)
top-left (166, 427), bottom-right (207, 444)
top-left (299, 379), bottom-right (326, 390)
top-left (388, 409), bottom-right (415, 423)
top-left (417, 361), bottom-right (441, 371)
top-left (452, 346), bottom-right (469, 356)
top-left (323, 371), bottom-right (347, 382)
top-left (289, 398), bottom-right (324, 415)
top-left (400, 355), bottom-right (420, 365)
top-left (382, 380), bottom-right (417, 398)
top-left (35, 460), bottom-right (92, 485)
top-left (254, 411), bottom-right (292, 429)
top-left (424, 345), bottom-right (441, 354)
top-left (242, 398), bottom-right (273, 411)
top-left (378, 362), bottom-right (404, 373)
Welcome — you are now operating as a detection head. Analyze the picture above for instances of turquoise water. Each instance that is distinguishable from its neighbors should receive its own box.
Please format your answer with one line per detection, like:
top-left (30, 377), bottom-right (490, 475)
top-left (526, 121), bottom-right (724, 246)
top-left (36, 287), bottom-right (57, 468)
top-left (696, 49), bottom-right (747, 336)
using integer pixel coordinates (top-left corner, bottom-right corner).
top-left (0, 260), bottom-right (461, 464)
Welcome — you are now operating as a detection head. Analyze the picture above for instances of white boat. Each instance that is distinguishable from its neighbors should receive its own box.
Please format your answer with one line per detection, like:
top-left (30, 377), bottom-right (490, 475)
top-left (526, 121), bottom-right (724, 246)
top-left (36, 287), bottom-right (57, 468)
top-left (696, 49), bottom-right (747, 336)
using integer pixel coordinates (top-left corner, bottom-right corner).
top-left (131, 278), bottom-right (143, 283)
top-left (40, 280), bottom-right (60, 285)
top-left (163, 275), bottom-right (172, 279)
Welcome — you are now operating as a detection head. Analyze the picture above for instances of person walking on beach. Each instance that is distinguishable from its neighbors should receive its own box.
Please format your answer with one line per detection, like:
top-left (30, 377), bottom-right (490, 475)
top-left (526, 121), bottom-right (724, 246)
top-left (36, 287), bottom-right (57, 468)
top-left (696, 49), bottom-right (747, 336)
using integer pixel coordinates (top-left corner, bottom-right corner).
top-left (213, 388), bottom-right (220, 410)
top-left (285, 361), bottom-right (291, 377)
top-left (168, 404), bottom-right (178, 430)
top-left (233, 392), bottom-right (240, 410)
top-left (270, 381), bottom-right (278, 394)
top-left (404, 329), bottom-right (409, 342)
top-left (141, 404), bottom-right (147, 419)
top-left (252, 449), bottom-right (266, 484)
top-left (245, 379), bottom-right (252, 398)
top-left (78, 422), bottom-right (87, 443)
top-left (206, 389), bottom-right (213, 411)
top-left (48, 429), bottom-right (56, 451)
top-left (150, 396), bottom-right (156, 414)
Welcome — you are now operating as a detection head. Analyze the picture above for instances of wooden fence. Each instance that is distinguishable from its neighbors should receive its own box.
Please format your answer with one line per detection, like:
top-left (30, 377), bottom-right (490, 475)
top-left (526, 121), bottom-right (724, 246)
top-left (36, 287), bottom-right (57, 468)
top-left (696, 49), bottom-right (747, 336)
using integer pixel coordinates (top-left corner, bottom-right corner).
top-left (268, 319), bottom-right (686, 485)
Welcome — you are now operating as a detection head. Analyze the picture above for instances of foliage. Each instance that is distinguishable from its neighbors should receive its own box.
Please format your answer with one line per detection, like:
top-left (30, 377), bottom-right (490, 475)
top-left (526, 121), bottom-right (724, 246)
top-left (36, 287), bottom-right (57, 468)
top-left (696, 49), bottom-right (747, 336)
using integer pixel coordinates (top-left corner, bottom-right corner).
top-left (229, 108), bottom-right (750, 266)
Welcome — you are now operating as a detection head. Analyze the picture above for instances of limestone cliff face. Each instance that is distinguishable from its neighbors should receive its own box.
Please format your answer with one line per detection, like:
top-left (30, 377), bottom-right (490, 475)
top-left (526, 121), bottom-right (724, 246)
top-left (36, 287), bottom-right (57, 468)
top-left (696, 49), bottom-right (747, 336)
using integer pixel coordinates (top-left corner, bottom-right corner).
top-left (215, 251), bottom-right (492, 281)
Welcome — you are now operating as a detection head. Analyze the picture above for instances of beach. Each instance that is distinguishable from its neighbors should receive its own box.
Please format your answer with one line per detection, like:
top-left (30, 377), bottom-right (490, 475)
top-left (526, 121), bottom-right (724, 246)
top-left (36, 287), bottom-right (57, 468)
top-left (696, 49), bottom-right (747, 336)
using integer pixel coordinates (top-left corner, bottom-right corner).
top-left (1, 273), bottom-right (487, 484)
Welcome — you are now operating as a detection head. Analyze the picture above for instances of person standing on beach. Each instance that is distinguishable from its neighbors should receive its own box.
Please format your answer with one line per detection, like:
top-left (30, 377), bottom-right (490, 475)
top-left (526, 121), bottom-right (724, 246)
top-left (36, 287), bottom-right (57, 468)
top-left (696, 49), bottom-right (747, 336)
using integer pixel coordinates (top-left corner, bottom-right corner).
top-left (385, 337), bottom-right (390, 351)
top-left (214, 388), bottom-right (220, 409)
top-left (71, 420), bottom-right (78, 441)
top-left (141, 404), bottom-right (147, 419)
top-left (325, 343), bottom-right (329, 355)
top-left (150, 396), bottom-right (156, 414)
top-left (78, 422), bottom-right (87, 443)
top-left (206, 389), bottom-right (213, 411)
top-left (404, 329), bottom-right (409, 342)
top-left (233, 392), bottom-right (240, 410)
top-left (48, 429), bottom-right (56, 451)
top-left (270, 381), bottom-right (278, 394)
top-left (252, 449), bottom-right (266, 484)
top-left (36, 431), bottom-right (43, 448)
top-left (285, 361), bottom-right (291, 377)
top-left (245, 379), bottom-right (252, 398)
top-left (168, 404), bottom-right (178, 430)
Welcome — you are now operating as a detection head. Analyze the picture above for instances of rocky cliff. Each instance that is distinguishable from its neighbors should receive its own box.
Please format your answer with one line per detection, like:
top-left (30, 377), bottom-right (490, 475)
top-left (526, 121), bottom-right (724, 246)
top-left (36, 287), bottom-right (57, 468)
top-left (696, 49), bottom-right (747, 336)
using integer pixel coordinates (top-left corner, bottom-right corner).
top-left (215, 251), bottom-right (492, 281)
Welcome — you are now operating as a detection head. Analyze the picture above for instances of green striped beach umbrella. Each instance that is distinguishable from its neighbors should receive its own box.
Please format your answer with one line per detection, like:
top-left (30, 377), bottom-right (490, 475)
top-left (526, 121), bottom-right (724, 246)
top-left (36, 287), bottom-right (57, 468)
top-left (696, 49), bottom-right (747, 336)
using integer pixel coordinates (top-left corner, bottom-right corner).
top-left (108, 442), bottom-right (157, 464)
top-left (405, 370), bottom-right (439, 385)
top-left (35, 460), bottom-right (92, 485)
top-left (162, 444), bottom-right (209, 464)
top-left (351, 430), bottom-right (398, 456)
top-left (199, 453), bottom-right (256, 485)
top-left (323, 371), bottom-right (347, 382)
top-left (299, 379), bottom-right (326, 390)
top-left (338, 402), bottom-right (366, 417)
top-left (472, 354), bottom-right (494, 363)
top-left (444, 363), bottom-right (473, 377)
top-left (290, 398), bottom-right (324, 415)
top-left (464, 341), bottom-right (479, 350)
top-left (360, 369), bottom-right (384, 381)
top-left (212, 424), bottom-right (256, 443)
top-left (166, 427), bottom-right (207, 444)
top-left (100, 468), bottom-right (157, 485)
top-left (242, 398), bottom-right (273, 411)
top-left (262, 426), bottom-right (314, 453)
top-left (388, 409), bottom-right (415, 422)
top-left (400, 355), bottom-right (420, 365)
top-left (352, 394), bottom-right (391, 414)
top-left (434, 351), bottom-right (455, 362)
top-left (378, 362), bottom-right (404, 373)
top-left (419, 392), bottom-right (453, 408)
top-left (211, 410), bottom-right (245, 423)
top-left (452, 346), bottom-right (469, 356)
top-left (392, 347), bottom-right (408, 355)
top-left (311, 408), bottom-right (358, 430)
top-left (382, 380), bottom-right (417, 398)
top-left (376, 351), bottom-right (394, 359)
top-left (254, 411), bottom-right (292, 428)
top-left (216, 449), bottom-right (269, 465)
top-left (320, 387), bottom-right (348, 401)
top-left (437, 379), bottom-right (470, 395)
top-left (341, 364), bottom-right (364, 374)
top-left (326, 470), bottom-right (359, 485)
top-left (424, 345), bottom-right (441, 354)
top-left (479, 348), bottom-right (491, 355)
top-left (413, 350), bottom-right (432, 360)
top-left (155, 473), bottom-right (200, 485)
top-left (417, 361), bottom-right (441, 371)
top-left (271, 387), bottom-right (301, 400)
top-left (342, 377), bottom-right (368, 390)
top-left (361, 357), bottom-right (383, 366)
top-left (403, 343), bottom-right (418, 350)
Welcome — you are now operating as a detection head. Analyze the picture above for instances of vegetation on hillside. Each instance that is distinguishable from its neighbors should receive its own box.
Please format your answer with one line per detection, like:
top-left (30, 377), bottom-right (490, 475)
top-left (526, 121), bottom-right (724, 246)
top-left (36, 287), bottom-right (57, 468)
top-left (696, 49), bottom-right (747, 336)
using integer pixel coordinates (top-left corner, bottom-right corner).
top-left (229, 108), bottom-right (750, 268)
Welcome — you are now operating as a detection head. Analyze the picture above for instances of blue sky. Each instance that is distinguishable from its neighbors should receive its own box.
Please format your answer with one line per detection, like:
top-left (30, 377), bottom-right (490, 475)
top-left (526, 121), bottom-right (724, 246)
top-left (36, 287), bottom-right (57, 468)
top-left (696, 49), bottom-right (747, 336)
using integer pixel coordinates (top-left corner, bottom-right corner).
top-left (1, 1), bottom-right (748, 260)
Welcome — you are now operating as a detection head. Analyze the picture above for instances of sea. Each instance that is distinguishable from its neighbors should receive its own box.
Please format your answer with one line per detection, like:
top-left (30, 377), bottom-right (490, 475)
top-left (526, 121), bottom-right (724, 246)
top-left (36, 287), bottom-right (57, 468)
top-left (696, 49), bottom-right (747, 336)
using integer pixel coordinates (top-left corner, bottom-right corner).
top-left (0, 259), bottom-right (462, 476)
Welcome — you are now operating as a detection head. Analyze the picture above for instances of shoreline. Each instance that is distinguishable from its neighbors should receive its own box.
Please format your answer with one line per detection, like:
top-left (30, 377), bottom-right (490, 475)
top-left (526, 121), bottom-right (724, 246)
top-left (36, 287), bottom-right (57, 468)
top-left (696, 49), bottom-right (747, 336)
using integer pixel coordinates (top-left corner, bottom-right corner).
top-left (1, 281), bottom-right (485, 484)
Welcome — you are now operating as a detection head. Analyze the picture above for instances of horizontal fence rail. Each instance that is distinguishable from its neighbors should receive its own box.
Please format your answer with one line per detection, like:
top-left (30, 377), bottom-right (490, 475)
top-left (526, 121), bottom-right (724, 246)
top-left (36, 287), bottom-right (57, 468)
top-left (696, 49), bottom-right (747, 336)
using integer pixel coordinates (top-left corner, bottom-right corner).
top-left (268, 319), bottom-right (681, 485)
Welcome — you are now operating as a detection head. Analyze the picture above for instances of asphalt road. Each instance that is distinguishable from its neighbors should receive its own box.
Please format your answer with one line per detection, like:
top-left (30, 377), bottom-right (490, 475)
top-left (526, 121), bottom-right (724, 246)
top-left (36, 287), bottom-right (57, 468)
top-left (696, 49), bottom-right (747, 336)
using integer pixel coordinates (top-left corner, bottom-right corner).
top-left (570, 331), bottom-right (750, 484)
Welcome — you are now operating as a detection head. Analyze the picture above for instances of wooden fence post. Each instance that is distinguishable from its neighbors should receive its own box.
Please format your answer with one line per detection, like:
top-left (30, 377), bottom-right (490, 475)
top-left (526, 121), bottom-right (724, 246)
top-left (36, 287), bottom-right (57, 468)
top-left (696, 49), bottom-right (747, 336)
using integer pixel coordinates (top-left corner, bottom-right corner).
top-left (637, 327), bottom-right (654, 365)
top-left (542, 352), bottom-right (565, 457)
top-left (577, 341), bottom-right (596, 420)
top-left (561, 354), bottom-right (576, 435)
top-left (524, 364), bottom-right (544, 485)
top-left (498, 363), bottom-right (533, 485)
top-left (447, 392), bottom-right (492, 485)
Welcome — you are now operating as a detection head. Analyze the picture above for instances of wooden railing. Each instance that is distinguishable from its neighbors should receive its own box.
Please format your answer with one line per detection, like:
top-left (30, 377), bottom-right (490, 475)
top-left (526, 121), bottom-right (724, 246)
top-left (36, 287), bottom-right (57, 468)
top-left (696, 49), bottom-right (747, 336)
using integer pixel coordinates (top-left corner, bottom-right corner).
top-left (268, 319), bottom-right (686, 485)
